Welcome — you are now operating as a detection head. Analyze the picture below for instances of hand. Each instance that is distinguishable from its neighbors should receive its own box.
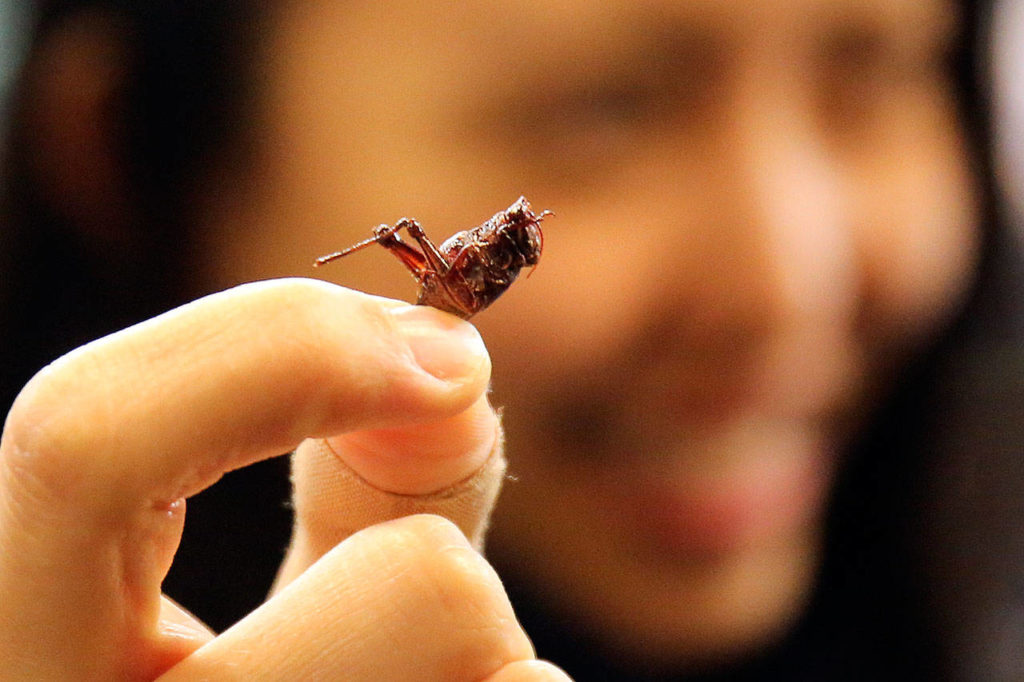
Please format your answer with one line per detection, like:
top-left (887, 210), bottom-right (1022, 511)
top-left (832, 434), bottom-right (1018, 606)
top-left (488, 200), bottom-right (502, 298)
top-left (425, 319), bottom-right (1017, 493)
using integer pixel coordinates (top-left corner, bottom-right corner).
top-left (0, 278), bottom-right (569, 681)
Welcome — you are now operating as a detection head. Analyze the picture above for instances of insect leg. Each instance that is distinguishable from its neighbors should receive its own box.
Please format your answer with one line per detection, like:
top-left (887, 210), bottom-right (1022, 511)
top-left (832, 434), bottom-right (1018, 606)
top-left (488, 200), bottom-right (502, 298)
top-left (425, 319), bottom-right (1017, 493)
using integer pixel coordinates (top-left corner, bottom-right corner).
top-left (314, 221), bottom-right (431, 276)
top-left (356, 225), bottom-right (438, 282)
top-left (313, 236), bottom-right (378, 266)
top-left (399, 219), bottom-right (451, 275)
top-left (313, 222), bottom-right (403, 266)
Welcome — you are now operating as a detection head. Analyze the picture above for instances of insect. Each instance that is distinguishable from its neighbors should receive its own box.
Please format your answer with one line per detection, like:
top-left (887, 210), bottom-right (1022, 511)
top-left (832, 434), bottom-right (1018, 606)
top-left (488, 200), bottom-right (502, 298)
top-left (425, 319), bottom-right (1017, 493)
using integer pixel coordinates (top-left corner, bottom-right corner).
top-left (315, 196), bottom-right (552, 319)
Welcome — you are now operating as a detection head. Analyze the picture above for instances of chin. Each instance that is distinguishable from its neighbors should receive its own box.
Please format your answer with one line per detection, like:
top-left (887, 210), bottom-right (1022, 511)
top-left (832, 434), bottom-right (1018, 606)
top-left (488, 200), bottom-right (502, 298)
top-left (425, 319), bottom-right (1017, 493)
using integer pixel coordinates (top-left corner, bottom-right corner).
top-left (586, 523), bottom-right (821, 672)
top-left (491, 453), bottom-right (826, 673)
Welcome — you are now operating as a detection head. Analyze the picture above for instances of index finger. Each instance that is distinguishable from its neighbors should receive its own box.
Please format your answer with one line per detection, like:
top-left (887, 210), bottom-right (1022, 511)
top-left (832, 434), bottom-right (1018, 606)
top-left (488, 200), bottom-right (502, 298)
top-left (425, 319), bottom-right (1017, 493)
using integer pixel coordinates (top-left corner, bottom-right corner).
top-left (0, 278), bottom-right (491, 679)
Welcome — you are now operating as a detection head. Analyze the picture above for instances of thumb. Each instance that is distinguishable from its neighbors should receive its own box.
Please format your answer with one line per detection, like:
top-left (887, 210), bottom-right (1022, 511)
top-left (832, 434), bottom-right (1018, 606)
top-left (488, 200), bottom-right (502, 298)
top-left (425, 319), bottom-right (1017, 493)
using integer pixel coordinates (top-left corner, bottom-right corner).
top-left (274, 307), bottom-right (506, 589)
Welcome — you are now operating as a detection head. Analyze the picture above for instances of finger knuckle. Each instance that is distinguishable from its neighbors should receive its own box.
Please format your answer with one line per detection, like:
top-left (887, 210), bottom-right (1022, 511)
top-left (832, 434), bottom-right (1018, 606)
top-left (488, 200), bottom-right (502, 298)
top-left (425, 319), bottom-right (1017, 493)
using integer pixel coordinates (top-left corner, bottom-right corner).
top-left (259, 277), bottom-right (333, 320)
top-left (384, 513), bottom-right (511, 623)
top-left (347, 514), bottom-right (533, 680)
top-left (387, 514), bottom-right (532, 667)
top-left (2, 357), bottom-right (120, 505)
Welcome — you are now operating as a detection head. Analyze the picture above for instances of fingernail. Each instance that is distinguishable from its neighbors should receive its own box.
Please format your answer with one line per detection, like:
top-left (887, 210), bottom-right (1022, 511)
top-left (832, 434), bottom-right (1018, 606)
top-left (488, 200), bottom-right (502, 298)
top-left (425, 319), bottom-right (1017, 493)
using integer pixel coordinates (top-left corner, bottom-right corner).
top-left (389, 305), bottom-right (488, 381)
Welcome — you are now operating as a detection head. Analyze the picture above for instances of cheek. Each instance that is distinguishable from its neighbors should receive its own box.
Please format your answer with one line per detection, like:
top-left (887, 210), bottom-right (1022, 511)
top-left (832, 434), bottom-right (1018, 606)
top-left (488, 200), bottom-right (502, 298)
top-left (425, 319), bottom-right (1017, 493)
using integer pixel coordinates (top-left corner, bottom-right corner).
top-left (857, 136), bottom-right (980, 351)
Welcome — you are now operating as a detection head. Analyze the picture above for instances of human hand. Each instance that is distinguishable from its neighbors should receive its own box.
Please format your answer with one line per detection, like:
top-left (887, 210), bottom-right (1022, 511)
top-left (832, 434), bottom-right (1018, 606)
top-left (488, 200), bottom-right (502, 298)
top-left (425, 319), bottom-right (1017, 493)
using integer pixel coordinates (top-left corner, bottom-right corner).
top-left (0, 279), bottom-right (569, 681)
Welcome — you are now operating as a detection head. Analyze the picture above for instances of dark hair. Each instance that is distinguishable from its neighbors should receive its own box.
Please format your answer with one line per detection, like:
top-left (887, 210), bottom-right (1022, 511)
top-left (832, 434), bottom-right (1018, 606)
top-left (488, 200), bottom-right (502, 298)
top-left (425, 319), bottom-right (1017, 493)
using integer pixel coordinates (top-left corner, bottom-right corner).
top-left (1, 0), bottom-right (263, 411)
top-left (2, 0), bottom-right (1022, 676)
top-left (0, 1), bottom-right (282, 632)
top-left (814, 2), bottom-right (1024, 679)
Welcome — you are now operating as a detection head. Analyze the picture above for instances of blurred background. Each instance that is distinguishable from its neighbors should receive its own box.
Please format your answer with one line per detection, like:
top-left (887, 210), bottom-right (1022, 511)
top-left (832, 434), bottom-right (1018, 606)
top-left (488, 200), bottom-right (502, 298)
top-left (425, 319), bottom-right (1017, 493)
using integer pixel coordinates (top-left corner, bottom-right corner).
top-left (0, 1), bottom-right (293, 634)
top-left (1, 1), bottom-right (1023, 679)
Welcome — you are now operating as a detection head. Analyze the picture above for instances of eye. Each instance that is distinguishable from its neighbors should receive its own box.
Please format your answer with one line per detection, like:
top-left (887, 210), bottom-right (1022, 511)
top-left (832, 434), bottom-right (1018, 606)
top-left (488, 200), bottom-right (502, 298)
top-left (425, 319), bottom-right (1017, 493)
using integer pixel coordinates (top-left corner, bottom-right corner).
top-left (815, 24), bottom-right (953, 137)
top-left (469, 31), bottom-right (725, 192)
top-left (490, 79), bottom-right (659, 189)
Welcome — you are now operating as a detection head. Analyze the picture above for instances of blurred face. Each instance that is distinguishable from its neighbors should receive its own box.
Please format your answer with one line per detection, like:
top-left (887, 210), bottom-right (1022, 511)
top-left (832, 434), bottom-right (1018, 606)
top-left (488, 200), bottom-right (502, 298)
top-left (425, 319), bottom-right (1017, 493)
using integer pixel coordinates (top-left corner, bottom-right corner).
top-left (201, 0), bottom-right (978, 670)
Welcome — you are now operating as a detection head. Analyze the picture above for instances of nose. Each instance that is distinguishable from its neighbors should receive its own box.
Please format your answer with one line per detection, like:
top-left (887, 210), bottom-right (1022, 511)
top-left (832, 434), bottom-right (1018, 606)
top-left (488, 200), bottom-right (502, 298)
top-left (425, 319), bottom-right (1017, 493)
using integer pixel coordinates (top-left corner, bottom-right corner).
top-left (675, 86), bottom-right (860, 350)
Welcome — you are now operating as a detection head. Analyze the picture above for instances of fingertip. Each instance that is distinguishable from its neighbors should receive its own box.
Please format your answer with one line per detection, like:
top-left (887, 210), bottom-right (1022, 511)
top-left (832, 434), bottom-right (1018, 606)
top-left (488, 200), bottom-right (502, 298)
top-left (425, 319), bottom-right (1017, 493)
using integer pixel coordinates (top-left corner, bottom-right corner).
top-left (278, 425), bottom-right (506, 587)
top-left (325, 391), bottom-right (501, 494)
top-left (284, 282), bottom-right (491, 431)
top-left (386, 303), bottom-right (491, 394)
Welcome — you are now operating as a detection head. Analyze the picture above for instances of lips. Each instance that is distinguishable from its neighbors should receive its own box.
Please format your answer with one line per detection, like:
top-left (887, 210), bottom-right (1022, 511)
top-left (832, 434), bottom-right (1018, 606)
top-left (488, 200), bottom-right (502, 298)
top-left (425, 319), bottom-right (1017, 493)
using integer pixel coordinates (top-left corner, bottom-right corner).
top-left (591, 420), bottom-right (835, 561)
top-left (536, 321), bottom-right (861, 559)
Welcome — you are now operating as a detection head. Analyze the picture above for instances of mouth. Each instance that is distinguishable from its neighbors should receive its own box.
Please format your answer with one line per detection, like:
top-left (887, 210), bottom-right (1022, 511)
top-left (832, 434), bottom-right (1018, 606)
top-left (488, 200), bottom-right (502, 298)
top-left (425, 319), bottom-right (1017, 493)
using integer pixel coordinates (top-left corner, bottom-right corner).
top-left (588, 419), bottom-right (837, 561)
top-left (536, 344), bottom-right (860, 561)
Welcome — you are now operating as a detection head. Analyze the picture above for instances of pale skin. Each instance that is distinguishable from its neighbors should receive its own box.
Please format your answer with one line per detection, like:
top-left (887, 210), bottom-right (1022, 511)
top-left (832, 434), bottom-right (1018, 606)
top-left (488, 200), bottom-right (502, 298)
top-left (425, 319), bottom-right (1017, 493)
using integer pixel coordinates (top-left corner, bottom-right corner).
top-left (0, 280), bottom-right (567, 680)
top-left (3, 0), bottom-right (979, 677)
top-left (206, 0), bottom-right (977, 668)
